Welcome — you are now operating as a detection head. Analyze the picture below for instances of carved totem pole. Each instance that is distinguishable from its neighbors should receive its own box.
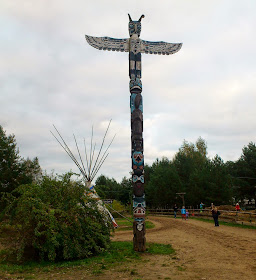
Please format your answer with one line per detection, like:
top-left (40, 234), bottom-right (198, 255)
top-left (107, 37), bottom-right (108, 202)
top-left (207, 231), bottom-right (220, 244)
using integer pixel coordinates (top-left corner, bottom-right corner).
top-left (85, 14), bottom-right (182, 251)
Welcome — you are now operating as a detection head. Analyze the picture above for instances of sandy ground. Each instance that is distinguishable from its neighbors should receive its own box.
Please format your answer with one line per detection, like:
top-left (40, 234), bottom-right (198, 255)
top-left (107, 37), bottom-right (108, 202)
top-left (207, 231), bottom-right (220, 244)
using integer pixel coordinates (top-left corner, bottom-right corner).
top-left (112, 216), bottom-right (256, 280)
top-left (1, 216), bottom-right (256, 280)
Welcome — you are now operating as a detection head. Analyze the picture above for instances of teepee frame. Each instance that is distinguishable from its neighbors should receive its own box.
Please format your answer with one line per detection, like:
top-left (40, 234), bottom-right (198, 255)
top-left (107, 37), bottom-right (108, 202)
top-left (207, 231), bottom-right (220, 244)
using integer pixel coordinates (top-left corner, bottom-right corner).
top-left (51, 120), bottom-right (118, 228)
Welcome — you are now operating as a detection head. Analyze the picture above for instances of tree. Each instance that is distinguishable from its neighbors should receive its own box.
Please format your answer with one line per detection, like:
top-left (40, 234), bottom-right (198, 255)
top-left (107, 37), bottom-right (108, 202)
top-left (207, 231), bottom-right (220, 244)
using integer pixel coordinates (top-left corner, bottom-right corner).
top-left (145, 157), bottom-right (182, 208)
top-left (19, 157), bottom-right (42, 185)
top-left (0, 125), bottom-right (21, 195)
top-left (231, 142), bottom-right (256, 206)
top-left (0, 126), bottom-right (42, 205)
top-left (205, 155), bottom-right (232, 205)
top-left (2, 172), bottom-right (111, 262)
top-left (172, 138), bottom-right (209, 206)
top-left (95, 175), bottom-right (132, 205)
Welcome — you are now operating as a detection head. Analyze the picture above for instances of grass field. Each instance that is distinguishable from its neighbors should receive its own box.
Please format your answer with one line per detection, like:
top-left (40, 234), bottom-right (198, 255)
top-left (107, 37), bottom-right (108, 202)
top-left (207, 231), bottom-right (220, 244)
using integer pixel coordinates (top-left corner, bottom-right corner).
top-left (115, 217), bottom-right (155, 231)
top-left (0, 241), bottom-right (175, 278)
top-left (190, 216), bottom-right (256, 229)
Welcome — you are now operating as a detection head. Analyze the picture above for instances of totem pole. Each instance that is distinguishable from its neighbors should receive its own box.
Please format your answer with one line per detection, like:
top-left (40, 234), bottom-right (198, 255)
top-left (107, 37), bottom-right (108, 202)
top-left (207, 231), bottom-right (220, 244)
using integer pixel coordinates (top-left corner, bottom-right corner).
top-left (85, 14), bottom-right (182, 251)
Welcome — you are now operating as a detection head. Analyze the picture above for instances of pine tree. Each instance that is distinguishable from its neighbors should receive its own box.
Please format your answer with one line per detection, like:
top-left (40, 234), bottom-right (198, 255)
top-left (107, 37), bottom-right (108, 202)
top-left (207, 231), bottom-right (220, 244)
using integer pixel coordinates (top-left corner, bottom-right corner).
top-left (0, 125), bottom-right (21, 194)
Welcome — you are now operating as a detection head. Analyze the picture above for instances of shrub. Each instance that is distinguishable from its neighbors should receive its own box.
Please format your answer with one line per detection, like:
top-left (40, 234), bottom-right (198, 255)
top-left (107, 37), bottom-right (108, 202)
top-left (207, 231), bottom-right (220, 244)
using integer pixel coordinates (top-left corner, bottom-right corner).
top-left (110, 200), bottom-right (127, 218)
top-left (2, 172), bottom-right (111, 262)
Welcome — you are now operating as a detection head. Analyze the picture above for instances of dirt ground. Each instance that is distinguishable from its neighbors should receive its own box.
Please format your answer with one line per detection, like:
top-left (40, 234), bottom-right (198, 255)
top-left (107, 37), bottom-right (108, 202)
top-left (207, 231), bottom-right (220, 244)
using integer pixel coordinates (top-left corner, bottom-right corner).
top-left (1, 216), bottom-right (256, 280)
top-left (111, 216), bottom-right (256, 280)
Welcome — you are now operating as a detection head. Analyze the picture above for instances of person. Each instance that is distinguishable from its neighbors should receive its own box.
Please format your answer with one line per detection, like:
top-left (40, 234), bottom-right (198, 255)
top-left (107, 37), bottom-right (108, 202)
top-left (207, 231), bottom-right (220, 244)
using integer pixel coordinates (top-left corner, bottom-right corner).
top-left (235, 203), bottom-right (240, 211)
top-left (173, 204), bottom-right (178, 218)
top-left (200, 202), bottom-right (204, 213)
top-left (211, 207), bottom-right (221, 226)
top-left (181, 206), bottom-right (186, 220)
top-left (186, 209), bottom-right (189, 219)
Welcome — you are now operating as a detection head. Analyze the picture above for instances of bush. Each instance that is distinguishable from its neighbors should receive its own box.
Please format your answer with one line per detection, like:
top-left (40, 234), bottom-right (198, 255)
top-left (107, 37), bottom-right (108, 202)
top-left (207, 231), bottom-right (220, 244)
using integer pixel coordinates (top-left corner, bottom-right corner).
top-left (2, 172), bottom-right (111, 262)
top-left (110, 200), bottom-right (127, 218)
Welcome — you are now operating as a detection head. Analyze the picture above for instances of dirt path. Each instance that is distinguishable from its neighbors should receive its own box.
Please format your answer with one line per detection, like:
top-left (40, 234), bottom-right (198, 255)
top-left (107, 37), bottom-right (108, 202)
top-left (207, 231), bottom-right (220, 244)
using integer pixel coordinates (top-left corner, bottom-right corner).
top-left (1, 216), bottom-right (256, 280)
top-left (112, 216), bottom-right (256, 280)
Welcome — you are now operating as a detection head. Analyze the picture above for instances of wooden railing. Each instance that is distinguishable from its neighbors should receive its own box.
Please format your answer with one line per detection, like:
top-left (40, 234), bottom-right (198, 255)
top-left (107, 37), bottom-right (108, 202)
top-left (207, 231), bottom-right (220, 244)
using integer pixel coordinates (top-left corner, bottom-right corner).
top-left (147, 208), bottom-right (256, 225)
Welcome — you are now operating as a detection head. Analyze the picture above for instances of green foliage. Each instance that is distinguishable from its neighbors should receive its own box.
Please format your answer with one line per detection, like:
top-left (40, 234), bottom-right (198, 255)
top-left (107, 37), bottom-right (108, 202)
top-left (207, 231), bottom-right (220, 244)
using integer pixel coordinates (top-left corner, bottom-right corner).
top-left (111, 200), bottom-right (126, 211)
top-left (114, 218), bottom-right (154, 231)
top-left (144, 137), bottom-right (233, 208)
top-left (108, 200), bottom-right (127, 218)
top-left (230, 142), bottom-right (256, 205)
top-left (145, 157), bottom-right (182, 207)
top-left (95, 175), bottom-right (132, 205)
top-left (2, 173), bottom-right (111, 262)
top-left (0, 241), bottom-right (141, 277)
top-left (0, 125), bottom-right (21, 195)
top-left (0, 126), bottom-right (42, 209)
top-left (95, 138), bottom-right (256, 208)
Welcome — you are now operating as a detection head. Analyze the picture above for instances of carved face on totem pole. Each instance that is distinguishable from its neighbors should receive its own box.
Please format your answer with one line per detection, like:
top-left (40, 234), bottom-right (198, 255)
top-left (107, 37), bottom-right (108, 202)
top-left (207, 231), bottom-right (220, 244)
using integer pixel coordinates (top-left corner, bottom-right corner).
top-left (132, 151), bottom-right (144, 170)
top-left (130, 93), bottom-right (143, 113)
top-left (131, 93), bottom-right (143, 143)
top-left (128, 14), bottom-right (145, 37)
top-left (132, 175), bottom-right (145, 196)
top-left (132, 139), bottom-right (143, 152)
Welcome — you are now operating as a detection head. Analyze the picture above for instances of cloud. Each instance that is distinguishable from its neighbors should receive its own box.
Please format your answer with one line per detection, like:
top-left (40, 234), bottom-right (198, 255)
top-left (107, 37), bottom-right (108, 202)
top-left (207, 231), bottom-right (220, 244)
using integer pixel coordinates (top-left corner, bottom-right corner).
top-left (1, 0), bottom-right (256, 182)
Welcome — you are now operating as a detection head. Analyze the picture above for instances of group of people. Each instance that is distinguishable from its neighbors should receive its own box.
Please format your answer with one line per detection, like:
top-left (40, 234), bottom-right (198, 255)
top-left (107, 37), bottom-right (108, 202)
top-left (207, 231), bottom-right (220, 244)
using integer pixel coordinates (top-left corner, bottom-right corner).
top-left (173, 204), bottom-right (189, 220)
top-left (173, 202), bottom-right (224, 226)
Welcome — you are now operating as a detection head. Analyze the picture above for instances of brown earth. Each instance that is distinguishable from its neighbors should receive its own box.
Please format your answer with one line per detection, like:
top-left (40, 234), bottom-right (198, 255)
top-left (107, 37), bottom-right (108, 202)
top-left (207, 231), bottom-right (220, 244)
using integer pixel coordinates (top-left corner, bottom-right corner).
top-left (112, 216), bottom-right (256, 280)
top-left (1, 216), bottom-right (256, 280)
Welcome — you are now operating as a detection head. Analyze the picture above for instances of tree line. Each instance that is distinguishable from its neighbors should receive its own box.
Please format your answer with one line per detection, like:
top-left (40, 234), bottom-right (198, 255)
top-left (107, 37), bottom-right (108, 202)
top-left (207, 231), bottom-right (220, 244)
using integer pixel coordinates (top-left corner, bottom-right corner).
top-left (95, 137), bottom-right (256, 209)
top-left (1, 125), bottom-right (255, 210)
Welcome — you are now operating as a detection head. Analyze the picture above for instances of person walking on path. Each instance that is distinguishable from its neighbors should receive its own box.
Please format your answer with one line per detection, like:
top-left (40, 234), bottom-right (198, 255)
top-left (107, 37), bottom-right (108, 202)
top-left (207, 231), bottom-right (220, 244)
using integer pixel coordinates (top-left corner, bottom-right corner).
top-left (173, 204), bottom-right (178, 218)
top-left (200, 202), bottom-right (204, 213)
top-left (211, 207), bottom-right (221, 226)
top-left (186, 209), bottom-right (189, 219)
top-left (235, 203), bottom-right (240, 211)
top-left (181, 206), bottom-right (186, 220)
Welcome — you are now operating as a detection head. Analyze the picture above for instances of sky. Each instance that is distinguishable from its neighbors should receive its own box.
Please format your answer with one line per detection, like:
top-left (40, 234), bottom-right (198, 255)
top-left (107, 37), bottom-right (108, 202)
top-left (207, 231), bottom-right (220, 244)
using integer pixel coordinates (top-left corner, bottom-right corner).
top-left (1, 0), bottom-right (256, 182)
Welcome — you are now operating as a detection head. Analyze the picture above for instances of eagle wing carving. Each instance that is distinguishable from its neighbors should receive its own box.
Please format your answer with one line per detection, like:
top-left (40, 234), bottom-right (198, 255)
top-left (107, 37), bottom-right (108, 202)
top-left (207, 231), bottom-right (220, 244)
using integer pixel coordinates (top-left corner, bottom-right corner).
top-left (85, 35), bottom-right (129, 52)
top-left (141, 40), bottom-right (182, 55)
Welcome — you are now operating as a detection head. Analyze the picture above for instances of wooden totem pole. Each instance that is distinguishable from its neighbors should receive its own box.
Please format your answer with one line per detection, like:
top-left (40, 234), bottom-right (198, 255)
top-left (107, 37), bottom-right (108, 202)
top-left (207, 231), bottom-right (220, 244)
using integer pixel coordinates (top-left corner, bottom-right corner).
top-left (85, 14), bottom-right (182, 251)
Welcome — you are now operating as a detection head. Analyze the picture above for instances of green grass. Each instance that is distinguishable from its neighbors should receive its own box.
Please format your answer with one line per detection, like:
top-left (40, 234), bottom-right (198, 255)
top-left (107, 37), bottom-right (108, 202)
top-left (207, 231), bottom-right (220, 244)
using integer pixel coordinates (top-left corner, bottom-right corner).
top-left (191, 217), bottom-right (256, 229)
top-left (0, 241), bottom-right (174, 277)
top-left (115, 217), bottom-right (155, 231)
top-left (0, 241), bottom-right (139, 274)
top-left (146, 243), bottom-right (175, 255)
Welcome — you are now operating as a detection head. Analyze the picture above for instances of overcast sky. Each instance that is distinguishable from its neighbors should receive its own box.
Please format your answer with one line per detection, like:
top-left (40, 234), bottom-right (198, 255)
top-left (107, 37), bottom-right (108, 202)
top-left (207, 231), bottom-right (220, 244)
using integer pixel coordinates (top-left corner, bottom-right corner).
top-left (1, 0), bottom-right (256, 182)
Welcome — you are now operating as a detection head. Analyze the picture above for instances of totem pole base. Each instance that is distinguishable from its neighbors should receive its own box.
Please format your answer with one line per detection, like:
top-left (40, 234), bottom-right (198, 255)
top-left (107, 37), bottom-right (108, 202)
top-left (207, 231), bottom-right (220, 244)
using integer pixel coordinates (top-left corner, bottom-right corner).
top-left (133, 221), bottom-right (146, 252)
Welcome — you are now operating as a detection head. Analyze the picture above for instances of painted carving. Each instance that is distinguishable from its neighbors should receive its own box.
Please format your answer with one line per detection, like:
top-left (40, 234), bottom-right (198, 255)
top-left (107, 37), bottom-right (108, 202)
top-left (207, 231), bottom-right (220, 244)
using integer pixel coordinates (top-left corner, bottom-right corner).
top-left (130, 93), bottom-right (143, 113)
top-left (132, 174), bottom-right (144, 183)
top-left (132, 151), bottom-right (144, 166)
top-left (133, 182), bottom-right (144, 197)
top-left (133, 206), bottom-right (146, 218)
top-left (133, 221), bottom-right (146, 251)
top-left (133, 195), bottom-right (146, 208)
top-left (130, 78), bottom-right (142, 94)
top-left (85, 14), bottom-right (182, 252)
top-left (132, 139), bottom-right (143, 152)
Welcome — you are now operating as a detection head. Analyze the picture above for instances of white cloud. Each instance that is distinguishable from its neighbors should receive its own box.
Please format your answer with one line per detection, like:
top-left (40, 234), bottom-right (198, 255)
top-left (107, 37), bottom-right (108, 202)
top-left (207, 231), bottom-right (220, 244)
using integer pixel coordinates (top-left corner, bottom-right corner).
top-left (1, 0), bottom-right (256, 182)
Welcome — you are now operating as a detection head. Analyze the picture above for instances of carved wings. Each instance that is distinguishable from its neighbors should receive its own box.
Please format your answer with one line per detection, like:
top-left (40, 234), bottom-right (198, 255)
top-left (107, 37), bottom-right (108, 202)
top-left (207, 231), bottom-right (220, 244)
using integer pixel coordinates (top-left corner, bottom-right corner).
top-left (85, 35), bottom-right (129, 52)
top-left (141, 40), bottom-right (182, 55)
top-left (85, 35), bottom-right (182, 55)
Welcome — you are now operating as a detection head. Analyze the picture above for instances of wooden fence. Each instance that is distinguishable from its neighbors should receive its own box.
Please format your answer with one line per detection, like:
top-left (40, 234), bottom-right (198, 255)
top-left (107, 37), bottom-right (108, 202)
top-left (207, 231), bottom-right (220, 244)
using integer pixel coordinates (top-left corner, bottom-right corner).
top-left (147, 208), bottom-right (256, 226)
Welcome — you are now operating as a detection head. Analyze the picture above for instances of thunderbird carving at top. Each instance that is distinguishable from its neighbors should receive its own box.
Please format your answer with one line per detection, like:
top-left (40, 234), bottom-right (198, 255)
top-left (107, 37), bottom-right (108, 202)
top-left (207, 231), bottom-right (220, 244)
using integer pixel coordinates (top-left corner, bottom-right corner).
top-left (85, 14), bottom-right (182, 93)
